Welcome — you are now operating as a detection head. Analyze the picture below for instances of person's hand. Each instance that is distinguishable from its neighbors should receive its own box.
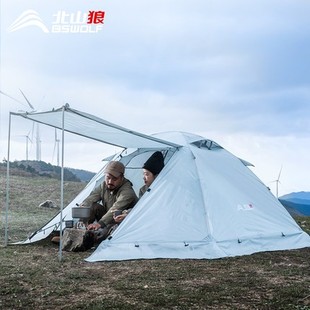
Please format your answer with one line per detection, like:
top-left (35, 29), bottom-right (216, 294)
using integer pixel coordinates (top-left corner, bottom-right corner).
top-left (113, 214), bottom-right (127, 223)
top-left (87, 223), bottom-right (101, 230)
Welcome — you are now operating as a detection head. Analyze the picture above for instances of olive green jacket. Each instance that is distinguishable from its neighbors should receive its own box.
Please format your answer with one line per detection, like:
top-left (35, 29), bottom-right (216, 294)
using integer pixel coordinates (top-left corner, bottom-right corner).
top-left (139, 185), bottom-right (148, 198)
top-left (82, 178), bottom-right (138, 227)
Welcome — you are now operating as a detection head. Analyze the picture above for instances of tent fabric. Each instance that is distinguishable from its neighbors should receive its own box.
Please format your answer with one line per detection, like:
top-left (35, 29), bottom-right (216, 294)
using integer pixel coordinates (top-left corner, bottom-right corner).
top-left (85, 132), bottom-right (310, 262)
top-left (9, 107), bottom-right (310, 260)
top-left (11, 105), bottom-right (180, 149)
top-left (15, 149), bottom-right (174, 244)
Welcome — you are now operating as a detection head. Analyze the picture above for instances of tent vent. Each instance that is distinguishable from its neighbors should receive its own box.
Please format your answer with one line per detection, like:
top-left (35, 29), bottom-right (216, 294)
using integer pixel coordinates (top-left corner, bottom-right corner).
top-left (191, 139), bottom-right (222, 150)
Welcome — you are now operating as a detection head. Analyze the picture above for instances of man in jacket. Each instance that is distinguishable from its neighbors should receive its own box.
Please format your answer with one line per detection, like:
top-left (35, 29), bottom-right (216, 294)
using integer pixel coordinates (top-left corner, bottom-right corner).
top-left (81, 160), bottom-right (138, 231)
top-left (57, 161), bottom-right (137, 251)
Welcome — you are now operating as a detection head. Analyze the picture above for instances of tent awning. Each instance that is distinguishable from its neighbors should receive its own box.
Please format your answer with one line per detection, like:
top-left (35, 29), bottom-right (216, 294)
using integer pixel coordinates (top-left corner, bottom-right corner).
top-left (11, 104), bottom-right (181, 149)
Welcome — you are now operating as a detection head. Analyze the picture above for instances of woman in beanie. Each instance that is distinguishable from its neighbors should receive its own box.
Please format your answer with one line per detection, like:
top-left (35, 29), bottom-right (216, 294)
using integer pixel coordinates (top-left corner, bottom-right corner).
top-left (139, 151), bottom-right (164, 198)
top-left (113, 151), bottom-right (165, 224)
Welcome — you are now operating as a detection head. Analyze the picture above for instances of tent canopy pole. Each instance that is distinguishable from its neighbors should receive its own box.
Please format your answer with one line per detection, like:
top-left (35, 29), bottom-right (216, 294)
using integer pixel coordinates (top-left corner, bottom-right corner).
top-left (58, 106), bottom-right (65, 262)
top-left (4, 112), bottom-right (12, 246)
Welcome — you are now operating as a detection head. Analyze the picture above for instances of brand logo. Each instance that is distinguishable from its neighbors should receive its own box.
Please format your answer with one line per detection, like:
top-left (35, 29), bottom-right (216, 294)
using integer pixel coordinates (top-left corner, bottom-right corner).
top-left (237, 203), bottom-right (254, 211)
top-left (8, 10), bottom-right (49, 33)
top-left (8, 9), bottom-right (105, 34)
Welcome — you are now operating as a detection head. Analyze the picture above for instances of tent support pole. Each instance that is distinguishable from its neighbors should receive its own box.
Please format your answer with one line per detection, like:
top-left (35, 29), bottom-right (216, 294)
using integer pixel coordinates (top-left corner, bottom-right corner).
top-left (4, 112), bottom-right (12, 246)
top-left (58, 106), bottom-right (65, 261)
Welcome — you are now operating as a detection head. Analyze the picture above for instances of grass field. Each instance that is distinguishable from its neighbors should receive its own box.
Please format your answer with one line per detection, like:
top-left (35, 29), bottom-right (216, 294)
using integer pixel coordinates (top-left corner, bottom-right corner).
top-left (1, 173), bottom-right (309, 309)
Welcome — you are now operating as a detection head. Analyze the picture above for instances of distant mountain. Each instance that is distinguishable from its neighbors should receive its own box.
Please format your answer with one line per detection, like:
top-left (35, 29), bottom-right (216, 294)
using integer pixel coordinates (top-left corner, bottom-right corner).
top-left (279, 191), bottom-right (310, 216)
top-left (0, 160), bottom-right (95, 183)
top-left (280, 192), bottom-right (310, 200)
top-left (67, 167), bottom-right (95, 182)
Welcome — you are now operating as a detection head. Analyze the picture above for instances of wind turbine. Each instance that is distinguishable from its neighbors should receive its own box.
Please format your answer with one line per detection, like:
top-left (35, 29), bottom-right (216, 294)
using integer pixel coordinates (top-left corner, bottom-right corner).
top-left (272, 165), bottom-right (283, 198)
top-left (15, 131), bottom-right (33, 160)
top-left (0, 90), bottom-right (26, 106)
top-left (1, 89), bottom-right (34, 162)
top-left (19, 89), bottom-right (35, 110)
top-left (19, 89), bottom-right (41, 161)
top-left (21, 132), bottom-right (32, 160)
top-left (52, 128), bottom-right (60, 166)
top-left (1, 88), bottom-right (42, 161)
top-left (25, 133), bottom-right (32, 160)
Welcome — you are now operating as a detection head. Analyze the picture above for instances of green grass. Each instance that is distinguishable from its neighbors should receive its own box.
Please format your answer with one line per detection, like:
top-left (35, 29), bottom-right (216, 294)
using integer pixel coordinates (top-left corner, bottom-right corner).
top-left (1, 173), bottom-right (85, 242)
top-left (0, 173), bottom-right (309, 309)
top-left (0, 241), bottom-right (309, 309)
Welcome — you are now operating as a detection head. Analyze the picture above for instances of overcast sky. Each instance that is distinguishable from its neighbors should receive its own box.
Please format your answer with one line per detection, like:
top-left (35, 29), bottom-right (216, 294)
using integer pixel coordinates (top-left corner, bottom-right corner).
top-left (1, 0), bottom-right (309, 197)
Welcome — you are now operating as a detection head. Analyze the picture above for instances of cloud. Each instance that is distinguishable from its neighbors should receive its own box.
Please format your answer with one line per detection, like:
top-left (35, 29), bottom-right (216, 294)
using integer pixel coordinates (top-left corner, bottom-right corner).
top-left (1, 0), bottom-right (310, 196)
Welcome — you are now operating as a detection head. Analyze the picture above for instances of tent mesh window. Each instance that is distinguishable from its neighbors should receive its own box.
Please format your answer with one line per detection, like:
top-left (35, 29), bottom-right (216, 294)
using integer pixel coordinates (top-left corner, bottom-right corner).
top-left (191, 139), bottom-right (222, 150)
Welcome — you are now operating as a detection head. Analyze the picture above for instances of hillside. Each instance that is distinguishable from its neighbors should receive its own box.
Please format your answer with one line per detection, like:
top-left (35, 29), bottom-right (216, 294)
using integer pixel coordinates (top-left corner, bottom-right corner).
top-left (0, 172), bottom-right (85, 242)
top-left (279, 191), bottom-right (310, 216)
top-left (281, 192), bottom-right (310, 200)
top-left (0, 160), bottom-right (95, 183)
top-left (67, 167), bottom-right (96, 182)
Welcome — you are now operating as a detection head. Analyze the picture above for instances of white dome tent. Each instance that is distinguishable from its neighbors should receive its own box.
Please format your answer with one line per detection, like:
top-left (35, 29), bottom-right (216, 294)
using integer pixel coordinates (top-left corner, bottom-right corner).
top-left (5, 105), bottom-right (310, 261)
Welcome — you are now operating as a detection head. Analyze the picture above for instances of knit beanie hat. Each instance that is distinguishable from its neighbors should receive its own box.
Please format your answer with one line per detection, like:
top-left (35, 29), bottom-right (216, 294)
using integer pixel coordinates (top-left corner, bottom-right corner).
top-left (143, 151), bottom-right (164, 175)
